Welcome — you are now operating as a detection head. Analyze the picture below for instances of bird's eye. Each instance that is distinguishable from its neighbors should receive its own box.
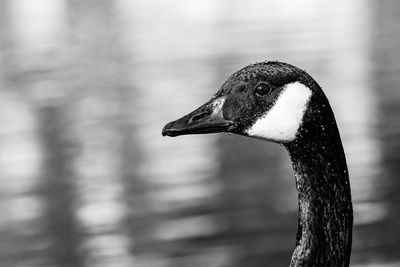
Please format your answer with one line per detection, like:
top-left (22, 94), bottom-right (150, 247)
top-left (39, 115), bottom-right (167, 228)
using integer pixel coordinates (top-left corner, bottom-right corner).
top-left (254, 83), bottom-right (272, 96)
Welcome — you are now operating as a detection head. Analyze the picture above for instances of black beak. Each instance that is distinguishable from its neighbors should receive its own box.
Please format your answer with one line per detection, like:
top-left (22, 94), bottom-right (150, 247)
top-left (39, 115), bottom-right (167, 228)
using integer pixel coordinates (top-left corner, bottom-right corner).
top-left (162, 97), bottom-right (235, 137)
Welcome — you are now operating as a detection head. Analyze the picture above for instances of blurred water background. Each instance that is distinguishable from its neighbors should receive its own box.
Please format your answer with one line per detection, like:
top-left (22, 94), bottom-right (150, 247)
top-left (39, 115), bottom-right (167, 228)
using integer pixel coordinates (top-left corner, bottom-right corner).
top-left (0, 0), bottom-right (400, 266)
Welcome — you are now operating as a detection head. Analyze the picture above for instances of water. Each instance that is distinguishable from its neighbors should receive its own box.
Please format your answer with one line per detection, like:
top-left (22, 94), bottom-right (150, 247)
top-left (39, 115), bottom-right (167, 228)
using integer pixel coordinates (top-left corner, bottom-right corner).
top-left (0, 0), bottom-right (400, 266)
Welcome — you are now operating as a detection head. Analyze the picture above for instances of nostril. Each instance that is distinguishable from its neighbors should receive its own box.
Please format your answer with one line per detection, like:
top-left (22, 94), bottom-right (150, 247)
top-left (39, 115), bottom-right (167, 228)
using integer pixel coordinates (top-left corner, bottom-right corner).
top-left (191, 111), bottom-right (209, 123)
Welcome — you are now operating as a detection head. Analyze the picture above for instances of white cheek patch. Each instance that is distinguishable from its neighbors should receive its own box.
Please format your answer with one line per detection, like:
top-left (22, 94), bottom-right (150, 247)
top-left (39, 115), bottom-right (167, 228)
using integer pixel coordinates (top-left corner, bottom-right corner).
top-left (246, 82), bottom-right (312, 142)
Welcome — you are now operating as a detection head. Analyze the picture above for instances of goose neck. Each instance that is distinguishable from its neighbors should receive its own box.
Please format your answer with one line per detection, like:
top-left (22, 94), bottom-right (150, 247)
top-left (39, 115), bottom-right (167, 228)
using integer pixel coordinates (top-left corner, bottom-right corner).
top-left (285, 126), bottom-right (353, 267)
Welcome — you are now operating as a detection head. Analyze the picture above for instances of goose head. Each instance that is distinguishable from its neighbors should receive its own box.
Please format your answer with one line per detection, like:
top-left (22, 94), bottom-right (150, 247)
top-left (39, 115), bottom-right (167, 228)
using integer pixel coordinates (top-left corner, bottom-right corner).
top-left (162, 61), bottom-right (325, 144)
top-left (162, 61), bottom-right (353, 266)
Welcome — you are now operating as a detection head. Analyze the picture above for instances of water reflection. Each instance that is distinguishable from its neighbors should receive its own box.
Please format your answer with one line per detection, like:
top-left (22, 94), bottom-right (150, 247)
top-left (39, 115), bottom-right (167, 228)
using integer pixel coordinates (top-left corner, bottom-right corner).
top-left (0, 0), bottom-right (400, 266)
top-left (9, 0), bottom-right (66, 54)
top-left (0, 92), bottom-right (43, 266)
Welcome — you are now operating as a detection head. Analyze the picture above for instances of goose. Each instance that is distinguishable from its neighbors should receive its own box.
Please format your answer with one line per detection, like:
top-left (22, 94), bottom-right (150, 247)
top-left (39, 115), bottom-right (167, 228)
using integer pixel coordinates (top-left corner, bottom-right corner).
top-left (161, 61), bottom-right (353, 267)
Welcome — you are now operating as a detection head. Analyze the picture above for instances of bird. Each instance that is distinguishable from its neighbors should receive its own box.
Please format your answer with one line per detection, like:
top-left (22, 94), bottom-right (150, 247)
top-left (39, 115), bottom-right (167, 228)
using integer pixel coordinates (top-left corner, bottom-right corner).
top-left (162, 61), bottom-right (353, 267)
